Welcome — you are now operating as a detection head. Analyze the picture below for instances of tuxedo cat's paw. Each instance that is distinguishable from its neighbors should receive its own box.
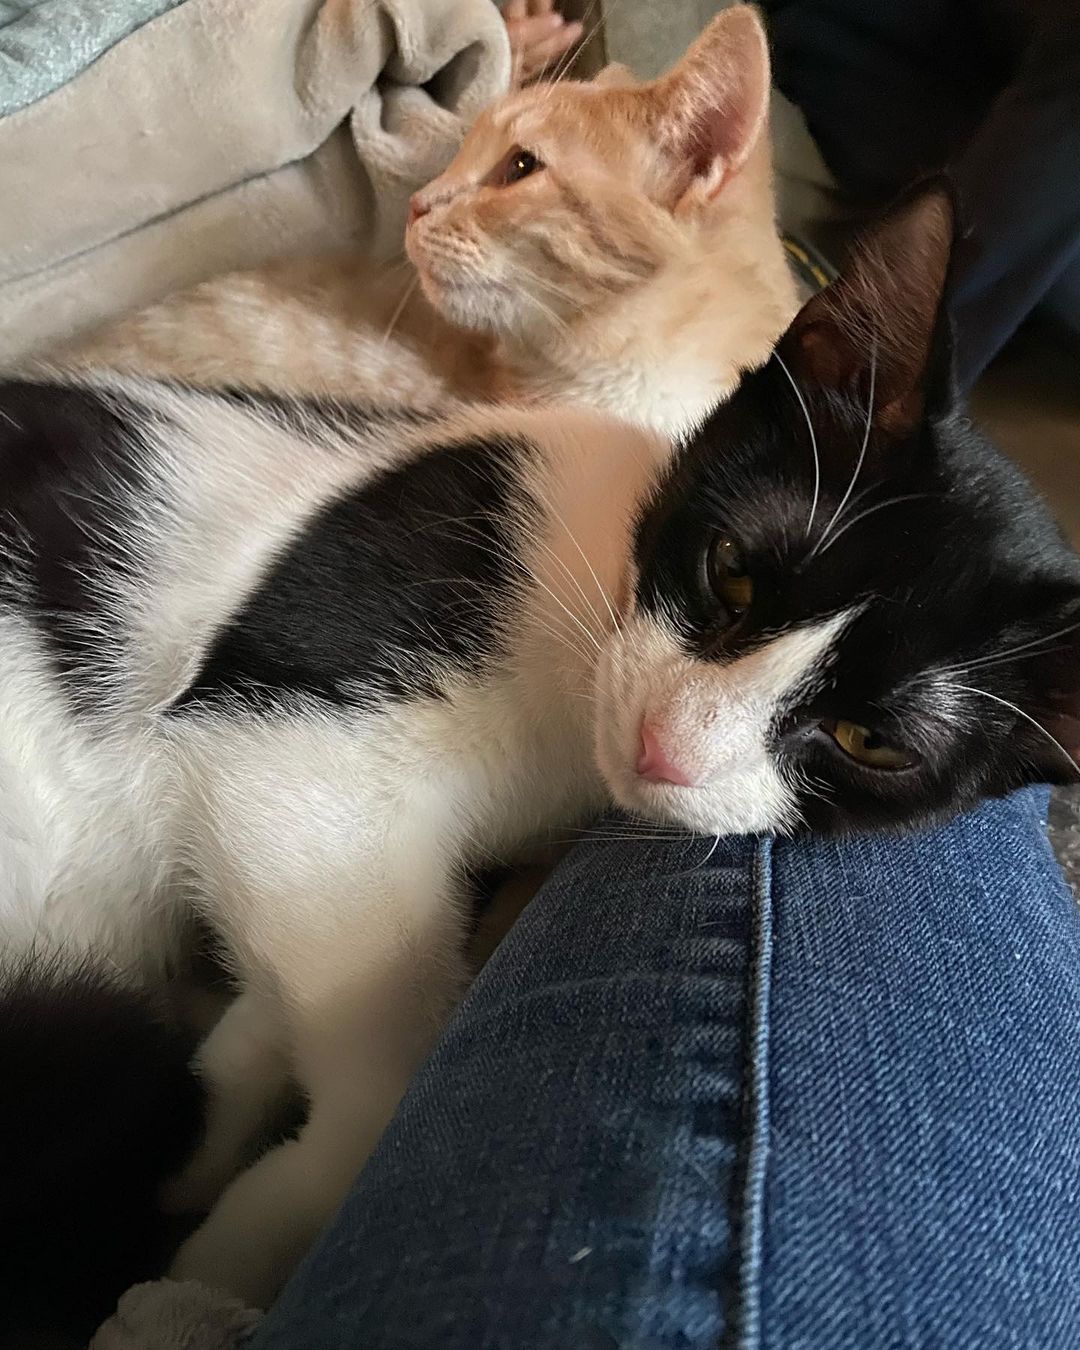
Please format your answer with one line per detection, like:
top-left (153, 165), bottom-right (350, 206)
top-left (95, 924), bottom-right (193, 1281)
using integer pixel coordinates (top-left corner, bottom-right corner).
top-left (168, 1138), bottom-right (328, 1308)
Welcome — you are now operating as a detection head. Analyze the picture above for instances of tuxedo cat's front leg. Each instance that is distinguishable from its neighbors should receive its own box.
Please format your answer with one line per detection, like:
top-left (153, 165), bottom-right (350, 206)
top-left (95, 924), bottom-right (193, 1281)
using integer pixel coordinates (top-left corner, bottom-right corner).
top-left (168, 716), bottom-right (471, 1306)
top-left (161, 988), bottom-right (291, 1215)
top-left (169, 872), bottom-right (468, 1306)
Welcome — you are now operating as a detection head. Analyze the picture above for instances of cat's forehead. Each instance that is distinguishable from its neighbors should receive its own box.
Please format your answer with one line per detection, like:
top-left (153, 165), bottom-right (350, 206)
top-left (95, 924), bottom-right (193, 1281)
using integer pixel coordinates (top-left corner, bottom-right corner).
top-left (479, 83), bottom-right (646, 163)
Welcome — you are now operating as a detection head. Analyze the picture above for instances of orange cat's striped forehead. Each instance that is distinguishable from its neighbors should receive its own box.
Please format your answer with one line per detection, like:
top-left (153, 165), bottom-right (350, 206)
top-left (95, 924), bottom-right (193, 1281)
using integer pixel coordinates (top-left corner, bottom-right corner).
top-left (445, 81), bottom-right (668, 196)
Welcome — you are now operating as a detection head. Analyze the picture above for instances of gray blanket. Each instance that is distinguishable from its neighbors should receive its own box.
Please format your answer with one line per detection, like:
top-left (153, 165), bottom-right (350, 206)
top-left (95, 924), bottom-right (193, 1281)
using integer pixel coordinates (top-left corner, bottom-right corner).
top-left (0, 0), bottom-right (510, 365)
top-left (91, 1281), bottom-right (260, 1350)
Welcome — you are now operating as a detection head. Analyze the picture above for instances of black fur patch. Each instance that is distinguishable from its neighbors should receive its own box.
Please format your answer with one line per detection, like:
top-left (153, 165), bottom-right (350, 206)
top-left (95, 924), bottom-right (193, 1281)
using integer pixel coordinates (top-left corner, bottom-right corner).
top-left (175, 435), bottom-right (535, 712)
top-left (0, 380), bottom-right (149, 696)
top-left (0, 952), bottom-right (202, 1347)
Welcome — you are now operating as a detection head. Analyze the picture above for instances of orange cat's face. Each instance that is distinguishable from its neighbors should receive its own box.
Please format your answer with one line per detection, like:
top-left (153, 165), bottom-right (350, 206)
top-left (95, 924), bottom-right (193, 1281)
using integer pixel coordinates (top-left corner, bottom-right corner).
top-left (406, 71), bottom-right (677, 338)
top-left (405, 9), bottom-right (791, 359)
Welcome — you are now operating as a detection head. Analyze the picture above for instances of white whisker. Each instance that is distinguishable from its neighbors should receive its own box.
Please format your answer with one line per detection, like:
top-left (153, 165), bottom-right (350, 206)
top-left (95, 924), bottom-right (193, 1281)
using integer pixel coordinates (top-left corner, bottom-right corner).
top-left (540, 495), bottom-right (621, 634)
top-left (381, 275), bottom-right (418, 346)
top-left (939, 682), bottom-right (1079, 780)
top-left (934, 618), bottom-right (1080, 677)
top-left (813, 494), bottom-right (935, 557)
top-left (811, 340), bottom-right (877, 559)
top-left (773, 350), bottom-right (820, 538)
top-left (545, 0), bottom-right (617, 89)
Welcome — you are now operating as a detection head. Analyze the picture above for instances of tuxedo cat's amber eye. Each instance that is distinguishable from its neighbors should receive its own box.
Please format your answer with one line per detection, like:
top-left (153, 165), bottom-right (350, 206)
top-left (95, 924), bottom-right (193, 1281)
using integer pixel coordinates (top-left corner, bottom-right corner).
top-left (498, 147), bottom-right (544, 186)
top-left (704, 536), bottom-right (753, 615)
top-left (826, 720), bottom-right (917, 770)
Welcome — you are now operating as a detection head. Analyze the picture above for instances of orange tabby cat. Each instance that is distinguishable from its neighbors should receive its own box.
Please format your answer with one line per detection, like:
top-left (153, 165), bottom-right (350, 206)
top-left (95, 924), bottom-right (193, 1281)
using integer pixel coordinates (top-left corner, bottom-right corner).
top-left (62, 7), bottom-right (795, 436)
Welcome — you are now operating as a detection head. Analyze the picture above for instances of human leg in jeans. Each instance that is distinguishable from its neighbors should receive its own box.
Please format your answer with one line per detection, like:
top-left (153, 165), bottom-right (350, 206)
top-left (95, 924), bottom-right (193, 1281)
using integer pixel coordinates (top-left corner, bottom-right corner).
top-left (764, 0), bottom-right (1080, 387)
top-left (252, 789), bottom-right (1080, 1349)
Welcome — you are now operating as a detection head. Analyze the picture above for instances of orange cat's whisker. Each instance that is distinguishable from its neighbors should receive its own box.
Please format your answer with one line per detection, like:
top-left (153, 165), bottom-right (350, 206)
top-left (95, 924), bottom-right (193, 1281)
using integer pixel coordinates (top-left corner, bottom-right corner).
top-left (547, 0), bottom-right (603, 87)
top-left (558, 0), bottom-right (633, 87)
top-left (381, 276), bottom-right (419, 347)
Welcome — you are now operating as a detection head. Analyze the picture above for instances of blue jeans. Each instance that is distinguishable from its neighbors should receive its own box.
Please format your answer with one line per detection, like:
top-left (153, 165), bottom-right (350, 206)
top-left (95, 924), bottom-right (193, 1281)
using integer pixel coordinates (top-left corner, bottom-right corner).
top-left (253, 791), bottom-right (1080, 1348)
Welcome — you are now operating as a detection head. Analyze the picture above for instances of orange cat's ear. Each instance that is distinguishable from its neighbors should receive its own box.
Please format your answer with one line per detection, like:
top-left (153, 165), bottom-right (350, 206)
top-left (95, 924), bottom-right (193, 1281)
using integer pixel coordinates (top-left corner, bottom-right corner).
top-left (649, 5), bottom-right (771, 206)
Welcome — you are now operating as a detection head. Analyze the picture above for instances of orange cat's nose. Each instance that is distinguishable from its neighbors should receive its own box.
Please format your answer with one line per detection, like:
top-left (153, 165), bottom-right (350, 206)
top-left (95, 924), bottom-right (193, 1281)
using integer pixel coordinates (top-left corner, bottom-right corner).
top-left (407, 196), bottom-right (429, 228)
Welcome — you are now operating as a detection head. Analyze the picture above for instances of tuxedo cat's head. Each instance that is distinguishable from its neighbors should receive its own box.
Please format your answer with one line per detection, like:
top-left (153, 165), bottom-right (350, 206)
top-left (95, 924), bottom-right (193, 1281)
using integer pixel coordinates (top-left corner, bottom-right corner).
top-left (405, 7), bottom-right (793, 407)
top-left (595, 183), bottom-right (1080, 836)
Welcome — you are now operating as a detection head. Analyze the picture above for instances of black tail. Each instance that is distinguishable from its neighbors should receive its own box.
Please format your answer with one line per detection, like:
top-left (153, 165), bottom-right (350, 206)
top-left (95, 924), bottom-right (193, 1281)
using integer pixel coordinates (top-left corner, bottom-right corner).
top-left (0, 952), bottom-right (203, 1349)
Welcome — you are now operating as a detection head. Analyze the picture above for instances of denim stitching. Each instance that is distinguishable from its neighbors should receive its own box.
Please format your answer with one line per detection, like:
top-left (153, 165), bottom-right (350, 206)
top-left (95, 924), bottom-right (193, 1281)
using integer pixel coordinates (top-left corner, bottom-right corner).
top-left (731, 837), bottom-right (775, 1350)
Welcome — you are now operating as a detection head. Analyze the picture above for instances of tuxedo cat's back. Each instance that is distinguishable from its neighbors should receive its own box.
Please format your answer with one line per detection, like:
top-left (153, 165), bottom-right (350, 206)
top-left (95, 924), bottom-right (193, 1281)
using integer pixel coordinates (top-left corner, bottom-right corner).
top-left (0, 384), bottom-right (405, 967)
top-left (0, 380), bottom-right (648, 956)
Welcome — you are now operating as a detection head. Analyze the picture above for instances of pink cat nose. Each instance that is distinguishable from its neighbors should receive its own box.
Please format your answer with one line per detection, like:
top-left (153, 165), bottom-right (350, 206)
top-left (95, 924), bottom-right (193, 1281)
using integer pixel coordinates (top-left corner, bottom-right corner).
top-left (636, 720), bottom-right (697, 788)
top-left (407, 195), bottom-right (429, 227)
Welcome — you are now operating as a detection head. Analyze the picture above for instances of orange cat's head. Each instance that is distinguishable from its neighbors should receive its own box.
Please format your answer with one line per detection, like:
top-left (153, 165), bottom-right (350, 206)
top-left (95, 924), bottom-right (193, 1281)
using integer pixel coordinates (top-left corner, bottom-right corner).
top-left (405, 5), bottom-right (795, 422)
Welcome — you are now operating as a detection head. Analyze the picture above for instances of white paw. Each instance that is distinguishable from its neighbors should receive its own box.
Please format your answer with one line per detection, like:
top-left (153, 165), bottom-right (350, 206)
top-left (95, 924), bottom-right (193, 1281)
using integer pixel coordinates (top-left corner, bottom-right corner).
top-left (168, 1140), bottom-right (319, 1309)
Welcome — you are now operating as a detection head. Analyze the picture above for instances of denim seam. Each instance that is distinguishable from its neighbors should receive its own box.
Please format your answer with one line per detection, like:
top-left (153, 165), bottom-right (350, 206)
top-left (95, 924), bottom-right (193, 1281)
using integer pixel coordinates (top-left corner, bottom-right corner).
top-left (730, 837), bottom-right (774, 1350)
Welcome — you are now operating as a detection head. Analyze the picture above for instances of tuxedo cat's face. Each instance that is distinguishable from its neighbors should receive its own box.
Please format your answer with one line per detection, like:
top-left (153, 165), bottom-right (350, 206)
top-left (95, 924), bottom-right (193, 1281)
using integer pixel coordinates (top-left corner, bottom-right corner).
top-left (595, 187), bottom-right (1080, 836)
top-left (405, 7), bottom-right (792, 371)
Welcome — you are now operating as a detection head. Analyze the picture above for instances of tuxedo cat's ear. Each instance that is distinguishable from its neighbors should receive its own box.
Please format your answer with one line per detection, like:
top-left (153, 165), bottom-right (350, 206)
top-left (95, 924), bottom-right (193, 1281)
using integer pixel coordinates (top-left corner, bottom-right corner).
top-left (650, 5), bottom-right (771, 208)
top-left (781, 181), bottom-right (957, 437)
top-left (592, 62), bottom-right (637, 90)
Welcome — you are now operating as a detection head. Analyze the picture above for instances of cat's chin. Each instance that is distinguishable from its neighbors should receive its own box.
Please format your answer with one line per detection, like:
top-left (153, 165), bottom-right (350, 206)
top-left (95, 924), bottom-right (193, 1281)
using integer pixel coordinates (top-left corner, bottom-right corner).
top-left (602, 769), bottom-right (798, 839)
top-left (414, 269), bottom-right (505, 336)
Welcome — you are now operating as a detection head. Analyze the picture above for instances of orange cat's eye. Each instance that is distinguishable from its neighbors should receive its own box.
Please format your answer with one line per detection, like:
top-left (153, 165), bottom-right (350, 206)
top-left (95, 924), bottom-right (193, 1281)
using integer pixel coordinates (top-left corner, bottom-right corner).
top-left (492, 146), bottom-right (544, 187)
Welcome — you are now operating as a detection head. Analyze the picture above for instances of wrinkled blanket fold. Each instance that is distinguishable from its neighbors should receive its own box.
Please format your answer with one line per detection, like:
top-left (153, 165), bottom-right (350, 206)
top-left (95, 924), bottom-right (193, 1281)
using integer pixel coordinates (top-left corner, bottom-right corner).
top-left (90, 1280), bottom-right (261, 1350)
top-left (0, 0), bottom-right (509, 364)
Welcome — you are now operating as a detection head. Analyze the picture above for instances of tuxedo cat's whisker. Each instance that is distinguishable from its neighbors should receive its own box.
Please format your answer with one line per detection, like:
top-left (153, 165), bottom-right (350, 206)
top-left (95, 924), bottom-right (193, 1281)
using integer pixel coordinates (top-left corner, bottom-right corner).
top-left (692, 833), bottom-right (723, 870)
top-left (539, 496), bottom-right (622, 634)
top-left (405, 511), bottom-right (598, 642)
top-left (934, 618), bottom-right (1080, 677)
top-left (525, 528), bottom-right (612, 638)
top-left (624, 815), bottom-right (696, 840)
top-left (812, 342), bottom-right (878, 558)
top-left (527, 614), bottom-right (606, 669)
top-left (398, 578), bottom-right (597, 660)
top-left (531, 584), bottom-right (605, 655)
top-left (812, 494), bottom-right (936, 557)
top-left (557, 828), bottom-right (695, 845)
top-left (939, 683), bottom-right (1080, 780)
top-left (544, 831), bottom-right (660, 845)
top-left (425, 523), bottom-right (605, 656)
top-left (798, 774), bottom-right (837, 807)
top-left (772, 350), bottom-right (820, 538)
top-left (399, 576), bottom-right (494, 593)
